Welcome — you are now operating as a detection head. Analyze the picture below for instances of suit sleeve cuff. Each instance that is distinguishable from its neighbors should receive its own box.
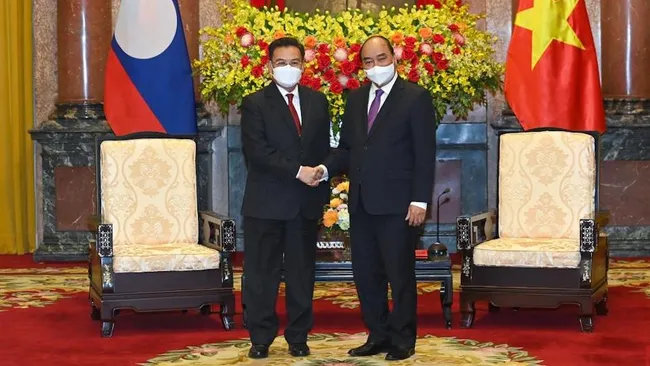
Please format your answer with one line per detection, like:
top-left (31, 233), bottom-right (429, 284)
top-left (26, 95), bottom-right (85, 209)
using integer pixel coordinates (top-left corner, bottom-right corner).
top-left (296, 166), bottom-right (303, 179)
top-left (410, 202), bottom-right (427, 210)
top-left (318, 164), bottom-right (329, 181)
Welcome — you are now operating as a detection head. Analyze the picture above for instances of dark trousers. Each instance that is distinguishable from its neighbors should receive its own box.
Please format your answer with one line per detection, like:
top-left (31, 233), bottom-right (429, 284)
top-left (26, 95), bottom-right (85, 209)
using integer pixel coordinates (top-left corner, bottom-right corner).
top-left (243, 214), bottom-right (318, 346)
top-left (350, 194), bottom-right (417, 348)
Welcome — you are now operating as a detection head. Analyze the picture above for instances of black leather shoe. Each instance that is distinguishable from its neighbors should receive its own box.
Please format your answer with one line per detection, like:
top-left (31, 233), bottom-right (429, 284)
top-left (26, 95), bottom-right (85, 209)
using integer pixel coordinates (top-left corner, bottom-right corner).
top-left (385, 346), bottom-right (415, 361)
top-left (248, 344), bottom-right (269, 359)
top-left (348, 341), bottom-right (392, 357)
top-left (289, 343), bottom-right (310, 357)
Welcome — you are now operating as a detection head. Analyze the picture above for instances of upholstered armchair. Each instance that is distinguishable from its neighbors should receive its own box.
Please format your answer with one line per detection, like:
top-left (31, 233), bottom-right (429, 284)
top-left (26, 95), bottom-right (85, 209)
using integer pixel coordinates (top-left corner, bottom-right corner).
top-left (456, 129), bottom-right (609, 332)
top-left (88, 133), bottom-right (236, 337)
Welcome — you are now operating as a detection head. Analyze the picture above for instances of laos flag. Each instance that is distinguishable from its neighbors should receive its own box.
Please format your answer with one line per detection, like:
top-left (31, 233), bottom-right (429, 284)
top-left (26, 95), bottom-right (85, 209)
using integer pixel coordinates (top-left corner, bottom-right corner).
top-left (104, 0), bottom-right (197, 135)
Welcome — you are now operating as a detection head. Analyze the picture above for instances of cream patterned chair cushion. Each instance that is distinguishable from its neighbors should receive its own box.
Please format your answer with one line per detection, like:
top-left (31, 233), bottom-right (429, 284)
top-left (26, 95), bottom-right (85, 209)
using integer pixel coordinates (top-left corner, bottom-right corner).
top-left (476, 131), bottom-right (596, 268)
top-left (112, 243), bottom-right (220, 273)
top-left (100, 138), bottom-right (216, 273)
top-left (498, 131), bottom-right (595, 240)
top-left (100, 138), bottom-right (199, 246)
top-left (474, 238), bottom-right (580, 268)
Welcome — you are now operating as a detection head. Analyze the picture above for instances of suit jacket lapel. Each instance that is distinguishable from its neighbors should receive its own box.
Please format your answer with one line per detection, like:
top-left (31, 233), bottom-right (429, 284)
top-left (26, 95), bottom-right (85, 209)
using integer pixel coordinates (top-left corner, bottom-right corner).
top-left (367, 77), bottom-right (404, 140)
top-left (264, 83), bottom-right (300, 139)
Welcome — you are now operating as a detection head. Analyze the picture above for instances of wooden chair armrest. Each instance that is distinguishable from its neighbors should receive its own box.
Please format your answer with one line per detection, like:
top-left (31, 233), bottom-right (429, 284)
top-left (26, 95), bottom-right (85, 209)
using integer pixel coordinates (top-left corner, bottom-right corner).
top-left (92, 223), bottom-right (114, 258)
top-left (199, 211), bottom-right (236, 252)
top-left (579, 211), bottom-right (610, 253)
top-left (456, 210), bottom-right (497, 250)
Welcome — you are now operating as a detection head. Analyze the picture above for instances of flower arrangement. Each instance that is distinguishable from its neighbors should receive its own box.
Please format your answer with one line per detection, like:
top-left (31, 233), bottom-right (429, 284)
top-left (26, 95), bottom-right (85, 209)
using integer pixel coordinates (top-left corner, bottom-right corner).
top-left (321, 176), bottom-right (350, 239)
top-left (196, 0), bottom-right (504, 136)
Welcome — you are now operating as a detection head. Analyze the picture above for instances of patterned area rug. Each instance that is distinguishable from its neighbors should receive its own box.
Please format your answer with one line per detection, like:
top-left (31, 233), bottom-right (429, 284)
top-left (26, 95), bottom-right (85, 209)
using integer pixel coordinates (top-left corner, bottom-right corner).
top-left (0, 257), bottom-right (649, 365)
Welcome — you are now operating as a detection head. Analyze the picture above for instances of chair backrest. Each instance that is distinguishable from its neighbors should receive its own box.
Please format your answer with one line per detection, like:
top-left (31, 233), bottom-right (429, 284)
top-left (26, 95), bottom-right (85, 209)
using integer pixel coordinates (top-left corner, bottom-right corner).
top-left (98, 138), bottom-right (198, 246)
top-left (498, 130), bottom-right (597, 240)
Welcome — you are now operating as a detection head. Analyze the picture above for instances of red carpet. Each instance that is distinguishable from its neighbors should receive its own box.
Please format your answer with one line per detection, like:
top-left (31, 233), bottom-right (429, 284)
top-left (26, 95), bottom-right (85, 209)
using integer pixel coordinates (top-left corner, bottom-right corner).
top-left (1, 255), bottom-right (649, 365)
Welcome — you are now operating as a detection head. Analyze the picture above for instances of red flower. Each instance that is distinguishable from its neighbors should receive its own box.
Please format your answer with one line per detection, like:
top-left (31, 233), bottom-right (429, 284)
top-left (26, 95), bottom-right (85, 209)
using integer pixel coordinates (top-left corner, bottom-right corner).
top-left (317, 54), bottom-right (331, 69)
top-left (352, 53), bottom-right (362, 67)
top-left (349, 43), bottom-right (361, 53)
top-left (433, 52), bottom-right (445, 62)
top-left (317, 43), bottom-right (330, 54)
top-left (402, 48), bottom-right (416, 61)
top-left (240, 55), bottom-right (250, 68)
top-left (456, 0), bottom-right (462, 6)
top-left (404, 36), bottom-right (417, 49)
top-left (424, 62), bottom-right (435, 75)
top-left (411, 56), bottom-right (419, 67)
top-left (408, 68), bottom-right (420, 83)
top-left (310, 78), bottom-right (322, 90)
top-left (300, 75), bottom-right (311, 86)
top-left (347, 78), bottom-right (361, 90)
top-left (436, 60), bottom-right (449, 71)
top-left (251, 65), bottom-right (265, 78)
top-left (235, 27), bottom-right (248, 37)
top-left (453, 47), bottom-right (461, 55)
top-left (448, 24), bottom-right (460, 32)
top-left (432, 0), bottom-right (442, 9)
top-left (260, 56), bottom-right (269, 65)
top-left (432, 34), bottom-right (445, 44)
top-left (330, 80), bottom-right (344, 94)
top-left (257, 39), bottom-right (269, 50)
top-left (340, 60), bottom-right (357, 76)
top-left (323, 69), bottom-right (337, 82)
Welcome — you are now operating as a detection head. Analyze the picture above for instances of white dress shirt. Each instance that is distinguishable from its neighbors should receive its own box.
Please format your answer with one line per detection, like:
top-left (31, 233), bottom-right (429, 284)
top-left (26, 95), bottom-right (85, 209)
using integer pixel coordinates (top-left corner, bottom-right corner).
top-left (367, 73), bottom-right (427, 211)
top-left (276, 84), bottom-right (302, 125)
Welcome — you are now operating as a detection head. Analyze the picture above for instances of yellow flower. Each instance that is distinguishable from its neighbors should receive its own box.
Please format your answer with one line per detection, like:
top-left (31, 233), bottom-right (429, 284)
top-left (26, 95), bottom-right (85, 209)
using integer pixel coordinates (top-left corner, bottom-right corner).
top-left (330, 198), bottom-right (342, 208)
top-left (335, 181), bottom-right (349, 193)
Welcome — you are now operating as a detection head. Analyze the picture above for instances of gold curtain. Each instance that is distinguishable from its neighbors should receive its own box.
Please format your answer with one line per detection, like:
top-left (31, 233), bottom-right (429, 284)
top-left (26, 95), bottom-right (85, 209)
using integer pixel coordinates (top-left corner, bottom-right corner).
top-left (0, 0), bottom-right (35, 254)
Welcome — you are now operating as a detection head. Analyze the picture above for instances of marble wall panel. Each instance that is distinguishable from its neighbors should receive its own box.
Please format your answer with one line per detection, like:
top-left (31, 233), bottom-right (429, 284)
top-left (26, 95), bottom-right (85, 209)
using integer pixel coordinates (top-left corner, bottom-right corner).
top-left (600, 161), bottom-right (650, 226)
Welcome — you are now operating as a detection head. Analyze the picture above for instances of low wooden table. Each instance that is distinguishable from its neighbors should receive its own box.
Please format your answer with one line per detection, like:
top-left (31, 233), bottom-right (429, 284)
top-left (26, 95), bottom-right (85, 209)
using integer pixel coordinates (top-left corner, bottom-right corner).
top-left (242, 257), bottom-right (453, 329)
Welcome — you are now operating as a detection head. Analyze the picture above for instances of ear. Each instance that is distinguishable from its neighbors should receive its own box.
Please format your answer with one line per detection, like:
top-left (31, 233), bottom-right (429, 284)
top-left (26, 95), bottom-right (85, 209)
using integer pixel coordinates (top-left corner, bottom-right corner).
top-left (267, 61), bottom-right (274, 76)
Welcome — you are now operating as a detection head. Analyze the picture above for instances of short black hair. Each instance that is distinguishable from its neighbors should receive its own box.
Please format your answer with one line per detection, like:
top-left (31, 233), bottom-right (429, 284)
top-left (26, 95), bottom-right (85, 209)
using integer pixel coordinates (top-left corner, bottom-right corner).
top-left (360, 35), bottom-right (394, 57)
top-left (268, 37), bottom-right (305, 60)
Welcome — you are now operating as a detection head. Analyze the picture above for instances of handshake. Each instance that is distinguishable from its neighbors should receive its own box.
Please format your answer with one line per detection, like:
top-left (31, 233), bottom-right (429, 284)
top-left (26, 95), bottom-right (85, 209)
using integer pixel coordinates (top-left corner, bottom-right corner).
top-left (298, 165), bottom-right (326, 187)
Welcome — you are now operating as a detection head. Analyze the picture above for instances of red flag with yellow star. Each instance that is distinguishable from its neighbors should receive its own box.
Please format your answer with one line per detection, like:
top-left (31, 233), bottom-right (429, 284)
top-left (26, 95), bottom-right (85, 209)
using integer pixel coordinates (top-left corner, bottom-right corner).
top-left (504, 0), bottom-right (606, 134)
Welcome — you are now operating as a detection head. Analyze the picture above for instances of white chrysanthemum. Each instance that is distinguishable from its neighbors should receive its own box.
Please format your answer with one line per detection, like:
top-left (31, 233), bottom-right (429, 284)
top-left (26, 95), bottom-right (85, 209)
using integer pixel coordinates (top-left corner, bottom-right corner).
top-left (337, 208), bottom-right (350, 230)
top-left (333, 47), bottom-right (348, 62)
top-left (240, 33), bottom-right (254, 47)
top-left (339, 193), bottom-right (348, 201)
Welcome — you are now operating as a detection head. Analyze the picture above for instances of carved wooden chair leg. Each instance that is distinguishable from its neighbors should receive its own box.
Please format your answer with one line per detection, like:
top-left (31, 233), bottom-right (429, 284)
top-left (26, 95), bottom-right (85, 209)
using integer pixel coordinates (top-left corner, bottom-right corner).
top-left (220, 296), bottom-right (235, 330)
top-left (460, 294), bottom-right (476, 329)
top-left (488, 303), bottom-right (500, 313)
top-left (100, 306), bottom-right (115, 338)
top-left (595, 293), bottom-right (608, 316)
top-left (579, 299), bottom-right (594, 332)
top-left (440, 279), bottom-right (453, 329)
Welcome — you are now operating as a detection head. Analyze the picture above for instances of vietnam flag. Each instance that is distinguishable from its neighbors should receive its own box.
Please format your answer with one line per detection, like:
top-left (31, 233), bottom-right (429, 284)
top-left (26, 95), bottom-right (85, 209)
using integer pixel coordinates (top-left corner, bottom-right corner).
top-left (504, 0), bottom-right (606, 134)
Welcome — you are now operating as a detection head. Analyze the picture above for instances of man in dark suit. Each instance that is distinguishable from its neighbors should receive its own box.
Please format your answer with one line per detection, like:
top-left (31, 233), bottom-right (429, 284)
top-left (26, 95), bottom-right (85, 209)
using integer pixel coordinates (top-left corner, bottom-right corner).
top-left (240, 37), bottom-right (331, 359)
top-left (324, 35), bottom-right (436, 361)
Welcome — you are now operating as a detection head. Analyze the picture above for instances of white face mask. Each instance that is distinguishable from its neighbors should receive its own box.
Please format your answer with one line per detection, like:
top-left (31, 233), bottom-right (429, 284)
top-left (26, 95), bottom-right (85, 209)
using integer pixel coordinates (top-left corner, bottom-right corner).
top-left (273, 65), bottom-right (302, 89)
top-left (365, 63), bottom-right (396, 87)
